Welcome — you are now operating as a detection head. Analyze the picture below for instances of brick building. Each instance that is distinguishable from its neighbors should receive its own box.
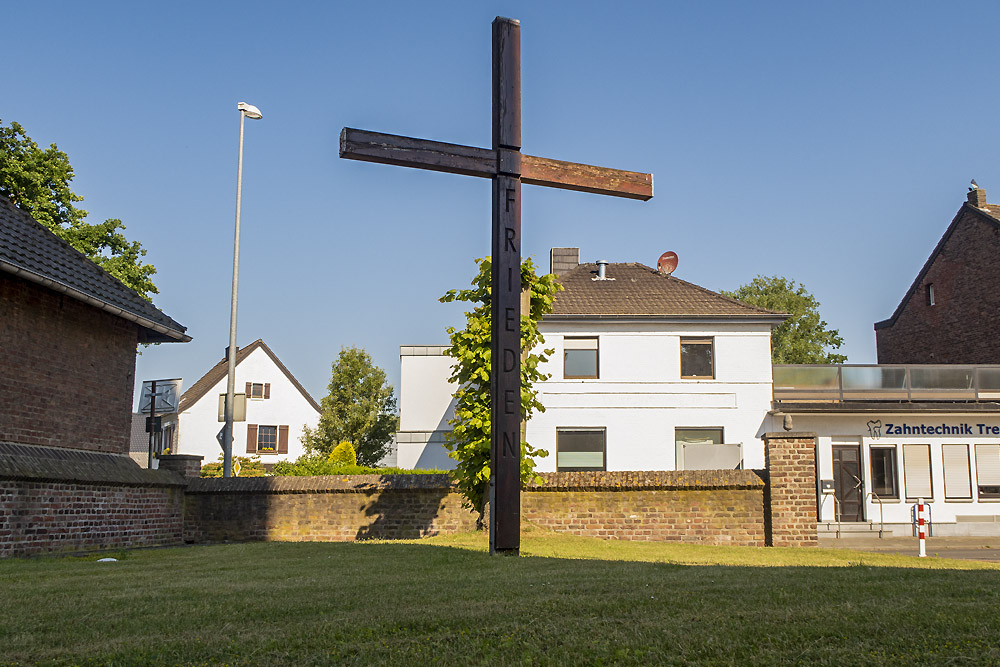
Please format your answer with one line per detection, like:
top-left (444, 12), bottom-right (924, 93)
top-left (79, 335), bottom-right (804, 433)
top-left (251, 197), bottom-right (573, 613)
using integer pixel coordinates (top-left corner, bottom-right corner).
top-left (0, 196), bottom-right (191, 557)
top-left (875, 186), bottom-right (1000, 363)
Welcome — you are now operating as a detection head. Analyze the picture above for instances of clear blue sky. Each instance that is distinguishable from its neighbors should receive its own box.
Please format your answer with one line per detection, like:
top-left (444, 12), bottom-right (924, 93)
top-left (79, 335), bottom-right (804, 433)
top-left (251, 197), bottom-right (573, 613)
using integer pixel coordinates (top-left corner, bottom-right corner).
top-left (6, 1), bottom-right (1000, 408)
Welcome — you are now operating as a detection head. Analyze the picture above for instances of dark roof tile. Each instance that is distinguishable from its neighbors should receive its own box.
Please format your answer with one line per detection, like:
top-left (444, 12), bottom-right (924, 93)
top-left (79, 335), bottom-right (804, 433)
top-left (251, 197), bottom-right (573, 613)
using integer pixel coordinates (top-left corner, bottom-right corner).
top-left (0, 195), bottom-right (188, 341)
top-left (549, 262), bottom-right (788, 320)
top-left (177, 339), bottom-right (321, 413)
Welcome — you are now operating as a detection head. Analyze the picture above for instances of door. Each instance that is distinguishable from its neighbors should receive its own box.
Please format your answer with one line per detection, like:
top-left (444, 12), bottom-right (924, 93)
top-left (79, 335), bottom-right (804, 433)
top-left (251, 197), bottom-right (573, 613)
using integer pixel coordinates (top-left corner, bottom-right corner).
top-left (832, 445), bottom-right (864, 522)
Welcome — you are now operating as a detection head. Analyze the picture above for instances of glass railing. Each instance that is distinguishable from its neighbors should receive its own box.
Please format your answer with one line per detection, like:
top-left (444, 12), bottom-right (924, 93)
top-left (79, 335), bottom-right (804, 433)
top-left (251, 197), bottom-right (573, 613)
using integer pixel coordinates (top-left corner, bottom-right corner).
top-left (773, 364), bottom-right (1000, 402)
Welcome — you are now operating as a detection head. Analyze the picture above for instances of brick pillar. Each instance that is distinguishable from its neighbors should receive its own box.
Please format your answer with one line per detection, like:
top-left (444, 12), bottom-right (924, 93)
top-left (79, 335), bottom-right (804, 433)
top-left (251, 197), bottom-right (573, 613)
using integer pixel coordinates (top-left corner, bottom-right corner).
top-left (158, 454), bottom-right (204, 478)
top-left (763, 432), bottom-right (817, 547)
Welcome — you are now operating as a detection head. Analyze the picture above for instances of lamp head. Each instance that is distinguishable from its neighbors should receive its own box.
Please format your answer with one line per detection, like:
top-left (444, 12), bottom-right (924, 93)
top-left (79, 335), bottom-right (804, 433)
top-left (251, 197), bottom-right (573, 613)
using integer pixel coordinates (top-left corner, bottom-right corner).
top-left (237, 102), bottom-right (262, 119)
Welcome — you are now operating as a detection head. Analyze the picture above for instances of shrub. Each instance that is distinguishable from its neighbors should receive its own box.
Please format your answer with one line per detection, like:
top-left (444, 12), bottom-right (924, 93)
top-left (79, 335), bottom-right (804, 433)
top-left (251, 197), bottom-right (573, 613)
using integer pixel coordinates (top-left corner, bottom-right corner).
top-left (329, 441), bottom-right (357, 466)
top-left (200, 455), bottom-right (268, 478)
top-left (271, 454), bottom-right (446, 477)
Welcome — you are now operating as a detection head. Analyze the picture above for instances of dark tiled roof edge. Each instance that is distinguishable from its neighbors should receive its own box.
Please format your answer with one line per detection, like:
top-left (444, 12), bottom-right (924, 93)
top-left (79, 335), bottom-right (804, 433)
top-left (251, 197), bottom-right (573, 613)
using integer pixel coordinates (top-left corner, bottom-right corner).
top-left (0, 195), bottom-right (189, 342)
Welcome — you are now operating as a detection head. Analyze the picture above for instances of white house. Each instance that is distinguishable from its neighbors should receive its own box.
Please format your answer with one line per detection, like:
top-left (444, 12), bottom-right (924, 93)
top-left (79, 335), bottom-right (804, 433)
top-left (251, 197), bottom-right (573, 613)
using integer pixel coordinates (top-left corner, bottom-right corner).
top-left (173, 339), bottom-right (321, 466)
top-left (397, 248), bottom-right (787, 473)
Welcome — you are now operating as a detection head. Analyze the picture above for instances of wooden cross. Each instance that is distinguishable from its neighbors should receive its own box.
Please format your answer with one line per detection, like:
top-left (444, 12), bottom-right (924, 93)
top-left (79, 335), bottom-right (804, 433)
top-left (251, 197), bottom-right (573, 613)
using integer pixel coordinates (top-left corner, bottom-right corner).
top-left (340, 17), bottom-right (652, 554)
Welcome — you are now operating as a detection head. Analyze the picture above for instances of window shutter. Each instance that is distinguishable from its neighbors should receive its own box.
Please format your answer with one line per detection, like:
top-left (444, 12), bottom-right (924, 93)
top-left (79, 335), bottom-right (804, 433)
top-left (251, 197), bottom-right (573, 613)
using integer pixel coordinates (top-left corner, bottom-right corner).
top-left (278, 425), bottom-right (289, 454)
top-left (976, 444), bottom-right (1000, 486)
top-left (245, 382), bottom-right (252, 397)
top-left (903, 444), bottom-right (933, 499)
top-left (246, 424), bottom-right (258, 454)
top-left (264, 383), bottom-right (271, 399)
top-left (942, 444), bottom-right (971, 499)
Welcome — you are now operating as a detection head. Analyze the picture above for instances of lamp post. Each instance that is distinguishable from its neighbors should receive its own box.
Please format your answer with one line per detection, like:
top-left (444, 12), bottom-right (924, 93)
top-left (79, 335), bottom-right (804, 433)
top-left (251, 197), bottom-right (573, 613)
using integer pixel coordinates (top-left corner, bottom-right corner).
top-left (223, 101), bottom-right (262, 478)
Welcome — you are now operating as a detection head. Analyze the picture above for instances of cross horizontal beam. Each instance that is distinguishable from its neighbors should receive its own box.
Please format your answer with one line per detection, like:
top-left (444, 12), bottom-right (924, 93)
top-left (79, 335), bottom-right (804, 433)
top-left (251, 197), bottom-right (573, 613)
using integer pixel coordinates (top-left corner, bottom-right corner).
top-left (340, 128), bottom-right (653, 201)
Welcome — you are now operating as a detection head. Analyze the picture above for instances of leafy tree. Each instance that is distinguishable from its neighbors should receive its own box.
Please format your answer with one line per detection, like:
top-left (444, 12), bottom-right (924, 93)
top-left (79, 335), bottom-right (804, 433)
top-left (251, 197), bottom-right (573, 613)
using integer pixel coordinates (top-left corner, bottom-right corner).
top-left (439, 257), bottom-right (562, 527)
top-left (722, 275), bottom-right (847, 364)
top-left (0, 119), bottom-right (158, 299)
top-left (302, 347), bottom-right (398, 466)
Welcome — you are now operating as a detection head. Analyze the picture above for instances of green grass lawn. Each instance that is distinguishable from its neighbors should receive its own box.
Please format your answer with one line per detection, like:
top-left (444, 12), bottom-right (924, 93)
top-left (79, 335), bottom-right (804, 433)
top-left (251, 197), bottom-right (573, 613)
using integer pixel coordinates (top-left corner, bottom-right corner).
top-left (2, 530), bottom-right (999, 666)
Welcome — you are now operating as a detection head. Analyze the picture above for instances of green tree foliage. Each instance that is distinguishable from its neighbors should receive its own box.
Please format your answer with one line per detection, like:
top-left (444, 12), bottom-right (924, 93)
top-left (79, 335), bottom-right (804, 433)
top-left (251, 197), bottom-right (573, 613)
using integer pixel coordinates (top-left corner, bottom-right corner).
top-left (439, 257), bottom-right (563, 526)
top-left (0, 119), bottom-right (158, 299)
top-left (200, 455), bottom-right (268, 478)
top-left (302, 347), bottom-right (399, 466)
top-left (329, 441), bottom-right (358, 466)
top-left (271, 453), bottom-right (445, 476)
top-left (723, 275), bottom-right (847, 364)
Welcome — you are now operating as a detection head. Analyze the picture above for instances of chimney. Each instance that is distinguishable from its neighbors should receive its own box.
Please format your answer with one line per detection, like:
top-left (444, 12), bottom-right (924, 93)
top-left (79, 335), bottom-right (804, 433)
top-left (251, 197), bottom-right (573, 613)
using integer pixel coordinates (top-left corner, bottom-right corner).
top-left (596, 260), bottom-right (609, 279)
top-left (550, 247), bottom-right (579, 276)
top-left (968, 186), bottom-right (987, 208)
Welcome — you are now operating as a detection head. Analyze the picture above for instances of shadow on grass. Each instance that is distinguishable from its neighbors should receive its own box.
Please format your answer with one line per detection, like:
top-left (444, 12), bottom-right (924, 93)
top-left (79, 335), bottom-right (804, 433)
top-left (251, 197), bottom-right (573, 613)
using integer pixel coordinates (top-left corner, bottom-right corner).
top-left (5, 539), bottom-right (1000, 666)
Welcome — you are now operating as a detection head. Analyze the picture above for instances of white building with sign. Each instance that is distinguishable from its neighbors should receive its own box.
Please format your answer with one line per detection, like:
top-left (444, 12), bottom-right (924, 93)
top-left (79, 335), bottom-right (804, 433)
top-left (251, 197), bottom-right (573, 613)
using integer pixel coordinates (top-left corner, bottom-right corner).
top-left (772, 364), bottom-right (1000, 536)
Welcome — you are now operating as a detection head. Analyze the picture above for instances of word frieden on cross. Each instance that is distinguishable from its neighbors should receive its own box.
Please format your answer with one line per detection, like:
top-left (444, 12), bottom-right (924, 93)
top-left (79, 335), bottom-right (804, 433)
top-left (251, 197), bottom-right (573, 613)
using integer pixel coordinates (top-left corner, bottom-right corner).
top-left (340, 17), bottom-right (652, 555)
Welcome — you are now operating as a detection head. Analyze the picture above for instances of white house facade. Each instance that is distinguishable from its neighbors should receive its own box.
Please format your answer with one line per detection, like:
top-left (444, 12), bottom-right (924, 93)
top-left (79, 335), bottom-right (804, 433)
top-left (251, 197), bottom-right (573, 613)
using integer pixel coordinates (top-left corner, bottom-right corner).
top-left (174, 339), bottom-right (321, 466)
top-left (397, 249), bottom-right (787, 474)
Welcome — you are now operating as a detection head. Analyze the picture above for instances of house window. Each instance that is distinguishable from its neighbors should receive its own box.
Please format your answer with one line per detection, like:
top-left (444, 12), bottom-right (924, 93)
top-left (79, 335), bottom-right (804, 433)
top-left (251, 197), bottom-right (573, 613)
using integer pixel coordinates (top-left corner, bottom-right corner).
top-left (675, 428), bottom-right (738, 470)
top-left (246, 382), bottom-right (270, 399)
top-left (942, 444), bottom-right (972, 500)
top-left (926, 284), bottom-right (935, 306)
top-left (556, 428), bottom-right (605, 471)
top-left (869, 446), bottom-right (899, 500)
top-left (257, 425), bottom-right (277, 451)
top-left (903, 444), bottom-right (933, 501)
top-left (975, 444), bottom-right (1000, 499)
top-left (564, 337), bottom-right (599, 379)
top-left (246, 424), bottom-right (289, 455)
top-left (680, 338), bottom-right (714, 379)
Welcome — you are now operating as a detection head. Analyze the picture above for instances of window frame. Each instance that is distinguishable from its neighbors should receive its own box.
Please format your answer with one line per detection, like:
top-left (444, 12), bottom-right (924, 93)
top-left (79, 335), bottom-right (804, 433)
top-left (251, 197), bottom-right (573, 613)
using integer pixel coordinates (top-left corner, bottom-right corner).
top-left (556, 428), bottom-right (606, 472)
top-left (680, 337), bottom-right (715, 379)
top-left (975, 444), bottom-right (1000, 500)
top-left (902, 443), bottom-right (934, 502)
top-left (257, 425), bottom-right (278, 452)
top-left (675, 427), bottom-right (728, 470)
top-left (563, 337), bottom-right (600, 380)
top-left (868, 445), bottom-right (900, 501)
top-left (941, 444), bottom-right (972, 501)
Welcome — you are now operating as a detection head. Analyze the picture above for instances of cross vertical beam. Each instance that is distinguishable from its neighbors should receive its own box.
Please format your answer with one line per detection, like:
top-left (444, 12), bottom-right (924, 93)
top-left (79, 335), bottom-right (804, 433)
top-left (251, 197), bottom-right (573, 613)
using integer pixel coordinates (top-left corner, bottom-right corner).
top-left (490, 17), bottom-right (522, 555)
top-left (339, 16), bottom-right (653, 558)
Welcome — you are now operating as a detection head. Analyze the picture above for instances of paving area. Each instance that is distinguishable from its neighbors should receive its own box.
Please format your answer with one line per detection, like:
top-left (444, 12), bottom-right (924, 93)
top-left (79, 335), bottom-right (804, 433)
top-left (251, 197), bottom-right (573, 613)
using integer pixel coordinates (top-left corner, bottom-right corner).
top-left (818, 534), bottom-right (1000, 562)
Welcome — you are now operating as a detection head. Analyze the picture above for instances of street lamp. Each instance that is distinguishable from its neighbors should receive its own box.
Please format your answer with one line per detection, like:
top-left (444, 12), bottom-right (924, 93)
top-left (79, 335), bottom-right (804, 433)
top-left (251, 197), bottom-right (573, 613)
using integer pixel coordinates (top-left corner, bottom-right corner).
top-left (223, 101), bottom-right (262, 478)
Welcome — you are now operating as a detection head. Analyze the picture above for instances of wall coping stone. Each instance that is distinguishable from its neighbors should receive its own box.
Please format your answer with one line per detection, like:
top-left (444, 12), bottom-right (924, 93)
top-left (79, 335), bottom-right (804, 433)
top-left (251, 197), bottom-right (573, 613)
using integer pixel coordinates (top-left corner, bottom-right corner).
top-left (763, 432), bottom-right (817, 439)
top-left (530, 470), bottom-right (765, 491)
top-left (0, 442), bottom-right (186, 487)
top-left (185, 469), bottom-right (765, 494)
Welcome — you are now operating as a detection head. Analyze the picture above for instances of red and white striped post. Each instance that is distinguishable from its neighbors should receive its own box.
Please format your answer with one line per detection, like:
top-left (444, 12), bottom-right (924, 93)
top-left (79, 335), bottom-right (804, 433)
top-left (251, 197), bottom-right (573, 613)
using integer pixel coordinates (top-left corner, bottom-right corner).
top-left (917, 498), bottom-right (927, 558)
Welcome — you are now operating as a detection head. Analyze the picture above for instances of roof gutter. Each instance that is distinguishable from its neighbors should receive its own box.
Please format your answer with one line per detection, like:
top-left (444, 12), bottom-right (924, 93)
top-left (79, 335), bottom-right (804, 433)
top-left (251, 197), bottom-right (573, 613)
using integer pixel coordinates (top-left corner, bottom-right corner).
top-left (1, 260), bottom-right (192, 342)
top-left (543, 314), bottom-right (789, 325)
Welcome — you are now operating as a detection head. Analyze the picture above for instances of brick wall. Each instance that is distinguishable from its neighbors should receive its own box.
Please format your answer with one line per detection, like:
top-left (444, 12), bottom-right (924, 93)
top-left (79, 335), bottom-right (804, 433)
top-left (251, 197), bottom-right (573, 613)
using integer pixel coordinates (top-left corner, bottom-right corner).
top-left (876, 204), bottom-right (1000, 364)
top-left (0, 481), bottom-right (184, 558)
top-left (0, 275), bottom-right (139, 454)
top-left (524, 471), bottom-right (765, 545)
top-left (183, 470), bottom-right (767, 546)
top-left (0, 443), bottom-right (186, 558)
top-left (764, 432), bottom-right (818, 547)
